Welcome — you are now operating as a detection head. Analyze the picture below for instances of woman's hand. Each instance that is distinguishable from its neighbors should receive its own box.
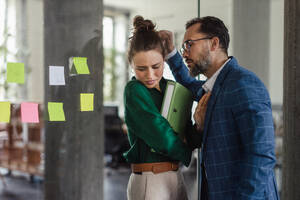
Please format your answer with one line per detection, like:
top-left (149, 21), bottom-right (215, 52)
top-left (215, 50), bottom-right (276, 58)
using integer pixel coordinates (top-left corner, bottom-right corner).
top-left (194, 92), bottom-right (211, 132)
top-left (158, 30), bottom-right (175, 55)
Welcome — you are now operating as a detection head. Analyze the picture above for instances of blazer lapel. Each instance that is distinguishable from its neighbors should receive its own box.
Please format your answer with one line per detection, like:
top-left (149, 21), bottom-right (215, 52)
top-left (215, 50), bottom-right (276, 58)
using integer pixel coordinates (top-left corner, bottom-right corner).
top-left (196, 87), bottom-right (205, 101)
top-left (201, 60), bottom-right (234, 151)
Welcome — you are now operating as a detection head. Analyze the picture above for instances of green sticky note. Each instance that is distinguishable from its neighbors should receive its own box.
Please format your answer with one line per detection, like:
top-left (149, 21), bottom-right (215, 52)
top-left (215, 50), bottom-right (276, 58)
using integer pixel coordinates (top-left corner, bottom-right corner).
top-left (0, 102), bottom-right (11, 123)
top-left (48, 102), bottom-right (66, 121)
top-left (6, 62), bottom-right (25, 84)
top-left (73, 57), bottom-right (90, 74)
top-left (80, 93), bottom-right (94, 111)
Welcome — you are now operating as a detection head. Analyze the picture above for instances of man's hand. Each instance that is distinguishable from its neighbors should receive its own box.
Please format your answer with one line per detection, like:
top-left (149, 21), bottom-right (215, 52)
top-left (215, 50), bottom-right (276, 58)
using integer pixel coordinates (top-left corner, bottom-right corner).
top-left (194, 92), bottom-right (211, 132)
top-left (158, 30), bottom-right (175, 55)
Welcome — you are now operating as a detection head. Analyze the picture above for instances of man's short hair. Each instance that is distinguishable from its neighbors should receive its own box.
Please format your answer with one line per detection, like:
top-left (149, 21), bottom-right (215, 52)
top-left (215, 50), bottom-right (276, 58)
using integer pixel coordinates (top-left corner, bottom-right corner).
top-left (186, 16), bottom-right (230, 54)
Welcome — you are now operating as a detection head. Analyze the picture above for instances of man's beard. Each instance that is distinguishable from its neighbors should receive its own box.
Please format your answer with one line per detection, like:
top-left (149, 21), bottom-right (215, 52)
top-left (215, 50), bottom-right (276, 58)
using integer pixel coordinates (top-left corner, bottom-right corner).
top-left (189, 52), bottom-right (211, 77)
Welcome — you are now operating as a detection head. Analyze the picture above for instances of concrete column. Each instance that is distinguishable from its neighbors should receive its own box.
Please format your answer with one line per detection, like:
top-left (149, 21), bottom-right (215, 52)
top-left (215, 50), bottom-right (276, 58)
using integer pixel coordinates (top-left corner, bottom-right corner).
top-left (282, 0), bottom-right (300, 199)
top-left (233, 0), bottom-right (270, 88)
top-left (44, 1), bottom-right (104, 200)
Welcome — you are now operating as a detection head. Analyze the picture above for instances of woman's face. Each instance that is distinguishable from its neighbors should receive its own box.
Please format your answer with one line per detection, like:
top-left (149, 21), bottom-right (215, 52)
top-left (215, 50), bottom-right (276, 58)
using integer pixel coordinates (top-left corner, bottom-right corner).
top-left (132, 50), bottom-right (164, 91)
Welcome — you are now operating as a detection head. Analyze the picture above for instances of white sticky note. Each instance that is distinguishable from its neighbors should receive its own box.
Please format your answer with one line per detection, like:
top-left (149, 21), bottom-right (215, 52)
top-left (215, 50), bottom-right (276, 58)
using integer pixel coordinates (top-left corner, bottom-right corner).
top-left (49, 66), bottom-right (65, 85)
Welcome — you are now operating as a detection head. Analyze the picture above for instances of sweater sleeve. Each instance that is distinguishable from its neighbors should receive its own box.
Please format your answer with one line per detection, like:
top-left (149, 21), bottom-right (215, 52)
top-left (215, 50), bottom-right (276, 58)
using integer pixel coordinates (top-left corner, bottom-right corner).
top-left (124, 81), bottom-right (192, 166)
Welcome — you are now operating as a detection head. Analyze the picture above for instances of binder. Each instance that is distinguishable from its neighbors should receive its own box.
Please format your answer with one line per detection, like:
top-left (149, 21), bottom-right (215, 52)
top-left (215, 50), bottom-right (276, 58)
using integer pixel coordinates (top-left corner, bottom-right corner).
top-left (161, 81), bottom-right (193, 139)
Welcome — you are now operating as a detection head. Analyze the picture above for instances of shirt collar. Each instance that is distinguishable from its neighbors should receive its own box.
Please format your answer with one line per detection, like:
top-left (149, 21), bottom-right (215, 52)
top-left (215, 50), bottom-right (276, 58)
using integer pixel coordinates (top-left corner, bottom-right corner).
top-left (202, 58), bottom-right (231, 92)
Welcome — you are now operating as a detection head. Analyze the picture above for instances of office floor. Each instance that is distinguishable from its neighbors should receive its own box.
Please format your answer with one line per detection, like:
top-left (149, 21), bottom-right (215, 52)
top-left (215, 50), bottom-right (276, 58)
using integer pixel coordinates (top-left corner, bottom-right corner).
top-left (0, 170), bottom-right (43, 200)
top-left (0, 164), bottom-right (198, 200)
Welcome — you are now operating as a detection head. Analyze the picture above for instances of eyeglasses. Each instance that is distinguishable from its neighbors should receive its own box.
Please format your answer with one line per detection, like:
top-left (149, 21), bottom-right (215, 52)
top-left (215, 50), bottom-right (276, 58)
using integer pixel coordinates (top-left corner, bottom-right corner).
top-left (180, 37), bottom-right (212, 54)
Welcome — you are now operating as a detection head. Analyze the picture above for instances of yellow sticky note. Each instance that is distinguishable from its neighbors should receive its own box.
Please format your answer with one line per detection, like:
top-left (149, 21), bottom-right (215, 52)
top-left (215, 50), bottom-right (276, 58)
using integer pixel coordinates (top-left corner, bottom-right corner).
top-left (80, 93), bottom-right (94, 111)
top-left (6, 62), bottom-right (25, 84)
top-left (73, 57), bottom-right (90, 74)
top-left (0, 102), bottom-right (11, 123)
top-left (48, 102), bottom-right (66, 121)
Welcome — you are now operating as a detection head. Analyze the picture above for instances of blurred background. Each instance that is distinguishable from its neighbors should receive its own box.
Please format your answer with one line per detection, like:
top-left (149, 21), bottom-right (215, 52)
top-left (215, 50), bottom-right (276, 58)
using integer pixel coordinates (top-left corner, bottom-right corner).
top-left (0, 0), bottom-right (284, 199)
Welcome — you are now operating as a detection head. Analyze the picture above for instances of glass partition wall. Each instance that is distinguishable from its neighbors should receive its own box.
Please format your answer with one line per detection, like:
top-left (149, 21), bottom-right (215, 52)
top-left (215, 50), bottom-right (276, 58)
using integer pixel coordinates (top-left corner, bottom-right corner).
top-left (0, 0), bottom-right (283, 199)
top-left (104, 0), bottom-right (284, 199)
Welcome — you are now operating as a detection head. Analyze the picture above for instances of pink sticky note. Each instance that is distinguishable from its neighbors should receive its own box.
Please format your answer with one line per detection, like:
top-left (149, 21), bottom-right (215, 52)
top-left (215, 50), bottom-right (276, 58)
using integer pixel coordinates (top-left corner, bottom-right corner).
top-left (21, 102), bottom-right (39, 123)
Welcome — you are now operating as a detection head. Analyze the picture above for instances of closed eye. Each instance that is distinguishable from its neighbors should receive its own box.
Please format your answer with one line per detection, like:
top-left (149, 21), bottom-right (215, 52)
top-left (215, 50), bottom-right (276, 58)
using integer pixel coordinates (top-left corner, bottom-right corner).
top-left (135, 66), bottom-right (147, 71)
top-left (152, 62), bottom-right (163, 69)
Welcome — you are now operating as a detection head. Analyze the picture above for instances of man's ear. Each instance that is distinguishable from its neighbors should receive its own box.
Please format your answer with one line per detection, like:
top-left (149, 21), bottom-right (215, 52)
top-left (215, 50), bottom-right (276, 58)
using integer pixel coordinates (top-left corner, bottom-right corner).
top-left (210, 37), bottom-right (220, 51)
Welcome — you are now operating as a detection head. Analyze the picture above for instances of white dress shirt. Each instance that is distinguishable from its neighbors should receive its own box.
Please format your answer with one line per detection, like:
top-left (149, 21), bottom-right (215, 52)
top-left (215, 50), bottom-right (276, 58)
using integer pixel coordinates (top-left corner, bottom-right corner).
top-left (202, 58), bottom-right (231, 92)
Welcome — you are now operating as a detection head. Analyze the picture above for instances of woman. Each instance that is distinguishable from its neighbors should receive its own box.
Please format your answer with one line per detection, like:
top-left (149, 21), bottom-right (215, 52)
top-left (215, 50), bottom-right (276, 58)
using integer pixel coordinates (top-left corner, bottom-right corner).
top-left (123, 16), bottom-right (192, 200)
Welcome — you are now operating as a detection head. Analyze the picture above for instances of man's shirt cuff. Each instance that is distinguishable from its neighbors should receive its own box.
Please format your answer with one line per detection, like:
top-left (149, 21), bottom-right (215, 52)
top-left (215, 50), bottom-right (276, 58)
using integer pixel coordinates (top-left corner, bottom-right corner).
top-left (165, 48), bottom-right (178, 60)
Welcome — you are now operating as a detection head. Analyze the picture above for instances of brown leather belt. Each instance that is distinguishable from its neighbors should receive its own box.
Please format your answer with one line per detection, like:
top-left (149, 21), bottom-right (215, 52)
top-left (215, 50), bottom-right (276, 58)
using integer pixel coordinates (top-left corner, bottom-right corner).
top-left (131, 162), bottom-right (179, 174)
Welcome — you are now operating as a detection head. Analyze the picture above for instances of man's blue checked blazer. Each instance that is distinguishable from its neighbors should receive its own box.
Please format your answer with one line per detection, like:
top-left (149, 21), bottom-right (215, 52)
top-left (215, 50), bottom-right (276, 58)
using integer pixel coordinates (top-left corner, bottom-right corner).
top-left (167, 52), bottom-right (280, 200)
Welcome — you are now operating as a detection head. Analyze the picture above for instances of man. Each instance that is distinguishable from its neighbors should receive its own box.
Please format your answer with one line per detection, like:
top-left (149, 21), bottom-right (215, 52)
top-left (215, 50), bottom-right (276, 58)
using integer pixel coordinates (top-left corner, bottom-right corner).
top-left (159, 16), bottom-right (279, 200)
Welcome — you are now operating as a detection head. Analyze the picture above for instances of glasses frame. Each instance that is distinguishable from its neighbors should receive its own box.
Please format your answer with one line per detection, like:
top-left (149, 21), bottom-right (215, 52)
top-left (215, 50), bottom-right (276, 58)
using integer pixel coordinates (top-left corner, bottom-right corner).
top-left (180, 37), bottom-right (213, 55)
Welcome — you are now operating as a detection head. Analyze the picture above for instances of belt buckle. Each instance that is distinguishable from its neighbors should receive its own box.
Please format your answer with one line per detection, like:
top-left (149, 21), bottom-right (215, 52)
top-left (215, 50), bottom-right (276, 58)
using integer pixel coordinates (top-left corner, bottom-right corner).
top-left (171, 162), bottom-right (178, 171)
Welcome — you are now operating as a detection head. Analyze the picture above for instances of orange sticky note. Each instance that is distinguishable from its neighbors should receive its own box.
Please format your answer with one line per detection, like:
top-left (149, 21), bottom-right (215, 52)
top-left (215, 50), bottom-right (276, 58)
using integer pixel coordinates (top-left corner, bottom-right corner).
top-left (80, 93), bottom-right (94, 111)
top-left (0, 102), bottom-right (11, 123)
top-left (21, 102), bottom-right (39, 123)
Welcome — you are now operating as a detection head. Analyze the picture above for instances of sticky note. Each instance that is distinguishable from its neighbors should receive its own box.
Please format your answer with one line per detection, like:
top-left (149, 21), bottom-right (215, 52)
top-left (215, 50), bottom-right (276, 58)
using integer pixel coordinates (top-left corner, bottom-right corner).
top-left (48, 102), bottom-right (65, 121)
top-left (0, 102), bottom-right (11, 123)
top-left (21, 102), bottom-right (39, 123)
top-left (6, 62), bottom-right (25, 84)
top-left (73, 57), bottom-right (90, 74)
top-left (49, 66), bottom-right (65, 85)
top-left (80, 93), bottom-right (94, 111)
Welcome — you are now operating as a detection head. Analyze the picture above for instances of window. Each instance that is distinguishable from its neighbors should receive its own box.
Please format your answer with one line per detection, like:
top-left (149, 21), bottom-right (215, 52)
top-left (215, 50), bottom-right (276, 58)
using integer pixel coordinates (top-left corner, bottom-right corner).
top-left (103, 9), bottom-right (129, 117)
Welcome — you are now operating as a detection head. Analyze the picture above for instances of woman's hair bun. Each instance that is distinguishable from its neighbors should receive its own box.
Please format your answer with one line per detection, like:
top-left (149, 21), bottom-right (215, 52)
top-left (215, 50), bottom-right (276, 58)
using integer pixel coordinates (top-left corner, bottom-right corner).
top-left (128, 15), bottom-right (165, 63)
top-left (133, 15), bottom-right (155, 32)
